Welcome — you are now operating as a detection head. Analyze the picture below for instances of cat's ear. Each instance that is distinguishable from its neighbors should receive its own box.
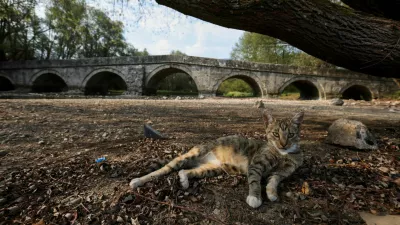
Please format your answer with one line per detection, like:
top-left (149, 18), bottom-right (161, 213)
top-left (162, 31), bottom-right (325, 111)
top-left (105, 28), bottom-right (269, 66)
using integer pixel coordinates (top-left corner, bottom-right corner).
top-left (291, 111), bottom-right (304, 125)
top-left (262, 109), bottom-right (274, 126)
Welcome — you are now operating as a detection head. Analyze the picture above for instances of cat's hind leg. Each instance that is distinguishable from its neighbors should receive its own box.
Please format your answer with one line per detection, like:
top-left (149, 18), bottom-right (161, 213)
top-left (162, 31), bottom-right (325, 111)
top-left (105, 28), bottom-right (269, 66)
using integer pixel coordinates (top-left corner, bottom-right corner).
top-left (130, 147), bottom-right (202, 189)
top-left (178, 163), bottom-right (223, 189)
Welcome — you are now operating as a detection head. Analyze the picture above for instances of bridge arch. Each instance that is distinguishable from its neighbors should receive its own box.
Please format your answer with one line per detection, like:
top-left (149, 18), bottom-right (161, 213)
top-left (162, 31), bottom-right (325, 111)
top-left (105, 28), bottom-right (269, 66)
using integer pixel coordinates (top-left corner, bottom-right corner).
top-left (213, 74), bottom-right (264, 97)
top-left (278, 77), bottom-right (325, 100)
top-left (82, 68), bottom-right (128, 95)
top-left (30, 70), bottom-right (69, 93)
top-left (0, 75), bottom-right (15, 91)
top-left (145, 64), bottom-right (198, 95)
top-left (340, 83), bottom-right (373, 101)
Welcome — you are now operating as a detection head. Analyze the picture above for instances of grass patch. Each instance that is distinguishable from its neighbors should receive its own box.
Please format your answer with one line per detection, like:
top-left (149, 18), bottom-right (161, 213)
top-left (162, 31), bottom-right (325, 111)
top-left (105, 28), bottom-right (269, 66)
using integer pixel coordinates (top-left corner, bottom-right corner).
top-left (383, 90), bottom-right (400, 100)
top-left (108, 90), bottom-right (125, 95)
top-left (223, 91), bottom-right (254, 98)
top-left (279, 92), bottom-right (300, 100)
top-left (157, 90), bottom-right (198, 96)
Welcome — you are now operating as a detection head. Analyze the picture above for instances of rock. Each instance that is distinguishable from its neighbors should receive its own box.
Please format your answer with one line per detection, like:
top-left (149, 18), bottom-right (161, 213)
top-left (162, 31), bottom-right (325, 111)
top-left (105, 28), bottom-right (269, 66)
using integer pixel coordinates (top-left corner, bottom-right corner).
top-left (0, 151), bottom-right (9, 157)
top-left (122, 195), bottom-right (134, 203)
top-left (64, 213), bottom-right (74, 220)
top-left (326, 119), bottom-right (378, 150)
top-left (38, 140), bottom-right (45, 145)
top-left (144, 124), bottom-right (165, 139)
top-left (175, 96), bottom-right (182, 100)
top-left (394, 178), bottom-right (400, 187)
top-left (379, 167), bottom-right (390, 173)
top-left (213, 209), bottom-right (221, 215)
top-left (116, 216), bottom-right (124, 223)
top-left (198, 94), bottom-right (205, 99)
top-left (131, 218), bottom-right (140, 225)
top-left (162, 96), bottom-right (167, 100)
top-left (330, 98), bottom-right (344, 106)
top-left (254, 100), bottom-right (265, 108)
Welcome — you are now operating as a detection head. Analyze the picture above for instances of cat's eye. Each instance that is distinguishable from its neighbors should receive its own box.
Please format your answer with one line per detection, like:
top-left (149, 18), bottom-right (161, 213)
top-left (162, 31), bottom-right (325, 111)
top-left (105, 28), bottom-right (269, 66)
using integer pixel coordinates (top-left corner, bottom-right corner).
top-left (273, 132), bottom-right (279, 137)
top-left (288, 133), bottom-right (294, 138)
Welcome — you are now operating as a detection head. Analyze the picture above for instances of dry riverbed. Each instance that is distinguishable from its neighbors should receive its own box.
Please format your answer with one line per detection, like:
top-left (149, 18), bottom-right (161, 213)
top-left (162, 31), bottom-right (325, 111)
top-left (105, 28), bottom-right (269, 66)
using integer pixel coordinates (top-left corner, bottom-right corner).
top-left (0, 98), bottom-right (399, 225)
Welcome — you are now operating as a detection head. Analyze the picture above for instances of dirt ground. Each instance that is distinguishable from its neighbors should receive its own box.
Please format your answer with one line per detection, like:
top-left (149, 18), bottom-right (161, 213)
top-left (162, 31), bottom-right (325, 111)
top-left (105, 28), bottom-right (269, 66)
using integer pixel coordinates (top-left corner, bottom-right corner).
top-left (0, 98), bottom-right (399, 225)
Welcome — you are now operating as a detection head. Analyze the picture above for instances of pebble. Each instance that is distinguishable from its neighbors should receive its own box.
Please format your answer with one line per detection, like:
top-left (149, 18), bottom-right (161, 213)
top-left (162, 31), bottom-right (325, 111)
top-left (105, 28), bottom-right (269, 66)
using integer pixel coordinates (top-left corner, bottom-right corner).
top-left (122, 195), bottom-right (134, 203)
top-left (64, 213), bottom-right (74, 220)
top-left (379, 167), bottom-right (389, 173)
top-left (117, 216), bottom-right (124, 223)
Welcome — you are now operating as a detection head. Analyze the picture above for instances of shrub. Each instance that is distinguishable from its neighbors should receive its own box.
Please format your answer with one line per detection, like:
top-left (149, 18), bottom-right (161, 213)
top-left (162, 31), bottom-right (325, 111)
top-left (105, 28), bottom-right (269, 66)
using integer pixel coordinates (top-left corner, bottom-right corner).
top-left (223, 91), bottom-right (253, 97)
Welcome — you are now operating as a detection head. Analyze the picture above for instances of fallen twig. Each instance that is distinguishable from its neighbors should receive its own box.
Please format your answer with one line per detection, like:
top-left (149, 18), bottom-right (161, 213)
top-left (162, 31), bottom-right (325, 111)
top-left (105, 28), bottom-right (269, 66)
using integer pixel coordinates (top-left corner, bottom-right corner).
top-left (80, 203), bottom-right (90, 213)
top-left (131, 190), bottom-right (227, 225)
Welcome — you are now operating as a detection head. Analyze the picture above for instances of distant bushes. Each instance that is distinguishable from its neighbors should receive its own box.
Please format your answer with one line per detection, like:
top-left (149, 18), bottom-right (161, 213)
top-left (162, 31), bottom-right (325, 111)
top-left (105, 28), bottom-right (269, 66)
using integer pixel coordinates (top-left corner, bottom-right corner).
top-left (217, 78), bottom-right (254, 97)
top-left (383, 90), bottom-right (400, 100)
top-left (156, 73), bottom-right (198, 96)
top-left (224, 91), bottom-right (253, 97)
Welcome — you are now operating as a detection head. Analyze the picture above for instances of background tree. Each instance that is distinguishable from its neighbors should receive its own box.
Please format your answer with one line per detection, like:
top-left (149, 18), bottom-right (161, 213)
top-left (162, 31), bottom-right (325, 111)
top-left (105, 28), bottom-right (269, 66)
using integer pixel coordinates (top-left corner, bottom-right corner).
top-left (170, 50), bottom-right (186, 56)
top-left (231, 32), bottom-right (334, 68)
top-left (45, 0), bottom-right (86, 59)
top-left (0, 0), bottom-right (148, 61)
top-left (155, 0), bottom-right (400, 78)
top-left (0, 0), bottom-right (44, 61)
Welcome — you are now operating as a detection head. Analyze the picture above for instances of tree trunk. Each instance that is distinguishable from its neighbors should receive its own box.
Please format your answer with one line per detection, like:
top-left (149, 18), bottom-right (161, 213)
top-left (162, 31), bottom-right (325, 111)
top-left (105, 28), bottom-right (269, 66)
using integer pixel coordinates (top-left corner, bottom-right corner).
top-left (156, 0), bottom-right (400, 78)
top-left (341, 0), bottom-right (400, 21)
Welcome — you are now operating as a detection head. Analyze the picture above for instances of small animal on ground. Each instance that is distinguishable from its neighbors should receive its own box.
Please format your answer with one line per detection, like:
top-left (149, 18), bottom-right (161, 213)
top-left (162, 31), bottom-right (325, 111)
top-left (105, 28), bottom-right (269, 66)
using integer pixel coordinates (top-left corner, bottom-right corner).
top-left (130, 109), bottom-right (304, 208)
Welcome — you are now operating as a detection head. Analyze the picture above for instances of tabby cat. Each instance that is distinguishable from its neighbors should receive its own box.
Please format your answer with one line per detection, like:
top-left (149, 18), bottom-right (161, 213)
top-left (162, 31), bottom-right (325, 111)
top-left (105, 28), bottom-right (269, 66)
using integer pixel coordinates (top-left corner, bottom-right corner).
top-left (130, 109), bottom-right (304, 208)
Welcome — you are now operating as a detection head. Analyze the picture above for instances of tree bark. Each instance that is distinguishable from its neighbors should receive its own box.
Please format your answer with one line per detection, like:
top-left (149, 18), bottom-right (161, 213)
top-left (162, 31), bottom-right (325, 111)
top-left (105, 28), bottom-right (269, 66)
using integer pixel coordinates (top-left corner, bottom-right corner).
top-left (341, 0), bottom-right (400, 22)
top-left (156, 0), bottom-right (400, 78)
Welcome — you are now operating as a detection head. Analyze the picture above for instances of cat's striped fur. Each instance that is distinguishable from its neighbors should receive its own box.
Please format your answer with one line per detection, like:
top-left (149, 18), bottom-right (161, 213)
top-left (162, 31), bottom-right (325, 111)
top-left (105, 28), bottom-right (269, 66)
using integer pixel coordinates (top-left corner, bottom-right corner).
top-left (130, 109), bottom-right (304, 208)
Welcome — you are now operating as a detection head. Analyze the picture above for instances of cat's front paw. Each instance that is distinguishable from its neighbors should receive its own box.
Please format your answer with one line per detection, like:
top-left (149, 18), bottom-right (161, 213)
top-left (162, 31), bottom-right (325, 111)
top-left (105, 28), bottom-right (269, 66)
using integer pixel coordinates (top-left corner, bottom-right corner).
top-left (246, 195), bottom-right (262, 208)
top-left (129, 178), bottom-right (143, 189)
top-left (178, 170), bottom-right (189, 189)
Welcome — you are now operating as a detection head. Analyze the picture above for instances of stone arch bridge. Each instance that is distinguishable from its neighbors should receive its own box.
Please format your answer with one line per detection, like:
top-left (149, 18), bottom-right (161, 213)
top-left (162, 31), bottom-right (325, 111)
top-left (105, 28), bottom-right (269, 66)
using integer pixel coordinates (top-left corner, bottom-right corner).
top-left (0, 55), bottom-right (398, 100)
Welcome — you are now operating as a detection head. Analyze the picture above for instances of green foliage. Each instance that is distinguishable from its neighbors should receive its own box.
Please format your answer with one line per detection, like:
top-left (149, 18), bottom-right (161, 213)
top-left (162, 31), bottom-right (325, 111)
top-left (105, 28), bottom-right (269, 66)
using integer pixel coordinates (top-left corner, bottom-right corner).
top-left (231, 32), bottom-right (335, 68)
top-left (1, 0), bottom-right (147, 61)
top-left (231, 32), bottom-right (296, 64)
top-left (0, 0), bottom-right (42, 61)
top-left (383, 90), bottom-right (400, 100)
top-left (156, 90), bottom-right (198, 96)
top-left (223, 92), bottom-right (253, 97)
top-left (281, 84), bottom-right (299, 94)
top-left (157, 73), bottom-right (197, 93)
top-left (170, 50), bottom-right (186, 56)
top-left (217, 78), bottom-right (253, 96)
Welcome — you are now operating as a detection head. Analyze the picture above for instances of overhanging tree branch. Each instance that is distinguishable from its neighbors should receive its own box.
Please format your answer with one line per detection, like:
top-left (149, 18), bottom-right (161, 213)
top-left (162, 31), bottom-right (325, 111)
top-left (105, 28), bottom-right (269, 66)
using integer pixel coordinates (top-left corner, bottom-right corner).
top-left (156, 0), bottom-right (400, 78)
top-left (341, 0), bottom-right (400, 22)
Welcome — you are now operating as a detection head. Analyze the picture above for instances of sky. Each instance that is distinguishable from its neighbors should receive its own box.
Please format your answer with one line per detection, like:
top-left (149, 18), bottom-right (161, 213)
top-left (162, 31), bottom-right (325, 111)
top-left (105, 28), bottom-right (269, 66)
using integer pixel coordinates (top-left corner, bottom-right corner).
top-left (99, 1), bottom-right (244, 59)
top-left (37, 1), bottom-right (244, 59)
